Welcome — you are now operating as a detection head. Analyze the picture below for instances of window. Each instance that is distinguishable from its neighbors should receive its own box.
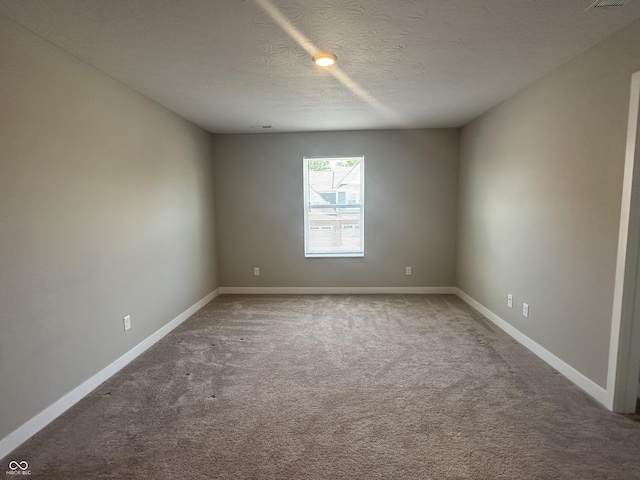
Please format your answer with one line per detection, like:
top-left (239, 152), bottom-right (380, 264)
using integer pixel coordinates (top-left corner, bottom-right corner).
top-left (303, 156), bottom-right (364, 257)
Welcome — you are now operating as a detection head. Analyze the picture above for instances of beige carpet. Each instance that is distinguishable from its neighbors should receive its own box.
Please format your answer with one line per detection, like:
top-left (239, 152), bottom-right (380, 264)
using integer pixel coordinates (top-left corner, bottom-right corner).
top-left (3, 294), bottom-right (640, 479)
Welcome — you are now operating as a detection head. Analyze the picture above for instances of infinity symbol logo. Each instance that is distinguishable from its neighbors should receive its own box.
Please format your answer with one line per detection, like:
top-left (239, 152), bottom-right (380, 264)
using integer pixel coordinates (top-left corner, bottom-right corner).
top-left (8, 461), bottom-right (28, 471)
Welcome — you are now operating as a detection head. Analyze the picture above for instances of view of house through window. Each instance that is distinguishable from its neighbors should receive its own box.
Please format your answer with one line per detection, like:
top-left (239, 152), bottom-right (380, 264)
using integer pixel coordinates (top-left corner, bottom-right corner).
top-left (303, 156), bottom-right (364, 257)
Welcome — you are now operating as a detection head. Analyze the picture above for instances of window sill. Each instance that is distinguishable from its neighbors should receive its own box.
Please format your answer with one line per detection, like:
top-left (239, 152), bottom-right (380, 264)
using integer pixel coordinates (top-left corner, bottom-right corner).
top-left (305, 253), bottom-right (364, 258)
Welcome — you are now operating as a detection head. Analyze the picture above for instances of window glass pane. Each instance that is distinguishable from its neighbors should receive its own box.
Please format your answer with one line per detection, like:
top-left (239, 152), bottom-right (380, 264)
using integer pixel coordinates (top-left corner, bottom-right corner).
top-left (304, 157), bottom-right (364, 257)
top-left (319, 192), bottom-right (337, 204)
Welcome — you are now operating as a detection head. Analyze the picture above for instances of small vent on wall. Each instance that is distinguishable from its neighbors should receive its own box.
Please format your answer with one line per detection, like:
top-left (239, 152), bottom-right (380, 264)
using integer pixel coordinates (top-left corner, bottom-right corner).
top-left (250, 125), bottom-right (274, 130)
top-left (589, 0), bottom-right (632, 7)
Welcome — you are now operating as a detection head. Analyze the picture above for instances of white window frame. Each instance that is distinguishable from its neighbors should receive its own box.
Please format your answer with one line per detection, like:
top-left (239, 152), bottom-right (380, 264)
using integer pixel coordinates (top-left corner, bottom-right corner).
top-left (303, 156), bottom-right (365, 258)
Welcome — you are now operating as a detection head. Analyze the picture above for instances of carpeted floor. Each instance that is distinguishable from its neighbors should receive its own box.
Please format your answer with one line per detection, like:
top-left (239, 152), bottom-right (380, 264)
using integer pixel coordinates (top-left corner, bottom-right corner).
top-left (4, 294), bottom-right (640, 479)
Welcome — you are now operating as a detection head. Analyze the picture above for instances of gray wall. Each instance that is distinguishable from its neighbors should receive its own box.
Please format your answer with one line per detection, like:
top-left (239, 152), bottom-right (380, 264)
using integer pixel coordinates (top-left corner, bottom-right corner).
top-left (457, 18), bottom-right (640, 388)
top-left (213, 130), bottom-right (459, 288)
top-left (0, 16), bottom-right (218, 440)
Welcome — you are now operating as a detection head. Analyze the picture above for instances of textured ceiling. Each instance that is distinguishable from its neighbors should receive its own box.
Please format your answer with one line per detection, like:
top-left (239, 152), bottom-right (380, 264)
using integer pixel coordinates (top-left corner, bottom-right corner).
top-left (1, 0), bottom-right (640, 133)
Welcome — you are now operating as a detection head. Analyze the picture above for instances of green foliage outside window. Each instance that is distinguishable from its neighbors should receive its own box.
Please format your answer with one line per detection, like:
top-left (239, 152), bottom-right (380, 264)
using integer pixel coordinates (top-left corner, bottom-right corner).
top-left (308, 159), bottom-right (360, 170)
top-left (308, 160), bottom-right (331, 171)
top-left (335, 159), bottom-right (360, 167)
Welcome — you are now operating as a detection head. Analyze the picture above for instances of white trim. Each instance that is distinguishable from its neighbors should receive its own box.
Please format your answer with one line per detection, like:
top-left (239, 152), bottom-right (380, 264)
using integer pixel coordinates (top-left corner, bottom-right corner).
top-left (219, 286), bottom-right (456, 295)
top-left (456, 289), bottom-right (608, 406)
top-left (607, 71), bottom-right (640, 412)
top-left (0, 288), bottom-right (220, 460)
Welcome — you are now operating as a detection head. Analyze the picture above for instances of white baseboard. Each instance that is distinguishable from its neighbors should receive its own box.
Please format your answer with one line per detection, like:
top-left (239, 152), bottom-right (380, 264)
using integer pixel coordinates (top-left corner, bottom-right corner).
top-left (0, 288), bottom-right (220, 460)
top-left (219, 286), bottom-right (456, 295)
top-left (455, 288), bottom-right (608, 407)
top-left (4, 286), bottom-right (608, 458)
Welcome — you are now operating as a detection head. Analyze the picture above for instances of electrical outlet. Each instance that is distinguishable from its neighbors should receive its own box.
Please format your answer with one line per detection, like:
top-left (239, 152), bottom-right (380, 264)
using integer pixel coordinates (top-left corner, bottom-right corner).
top-left (507, 294), bottom-right (513, 308)
top-left (523, 303), bottom-right (529, 318)
top-left (123, 315), bottom-right (131, 331)
top-left (405, 266), bottom-right (412, 275)
top-left (254, 267), bottom-right (260, 276)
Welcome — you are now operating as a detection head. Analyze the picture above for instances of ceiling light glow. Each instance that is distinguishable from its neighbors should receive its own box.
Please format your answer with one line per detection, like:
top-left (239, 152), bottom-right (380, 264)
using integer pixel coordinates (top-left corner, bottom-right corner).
top-left (313, 53), bottom-right (337, 67)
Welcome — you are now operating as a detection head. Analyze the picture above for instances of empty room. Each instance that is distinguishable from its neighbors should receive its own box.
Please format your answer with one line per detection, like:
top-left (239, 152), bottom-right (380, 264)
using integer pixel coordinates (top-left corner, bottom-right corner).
top-left (3, 0), bottom-right (640, 478)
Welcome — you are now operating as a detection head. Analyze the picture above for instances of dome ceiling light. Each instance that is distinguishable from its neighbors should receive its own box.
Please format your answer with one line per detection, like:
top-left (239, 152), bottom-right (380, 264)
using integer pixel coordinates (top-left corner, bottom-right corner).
top-left (313, 53), bottom-right (337, 67)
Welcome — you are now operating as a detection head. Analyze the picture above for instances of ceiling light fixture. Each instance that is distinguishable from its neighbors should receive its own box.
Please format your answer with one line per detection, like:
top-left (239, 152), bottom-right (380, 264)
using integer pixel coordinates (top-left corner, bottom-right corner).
top-left (313, 53), bottom-right (337, 67)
